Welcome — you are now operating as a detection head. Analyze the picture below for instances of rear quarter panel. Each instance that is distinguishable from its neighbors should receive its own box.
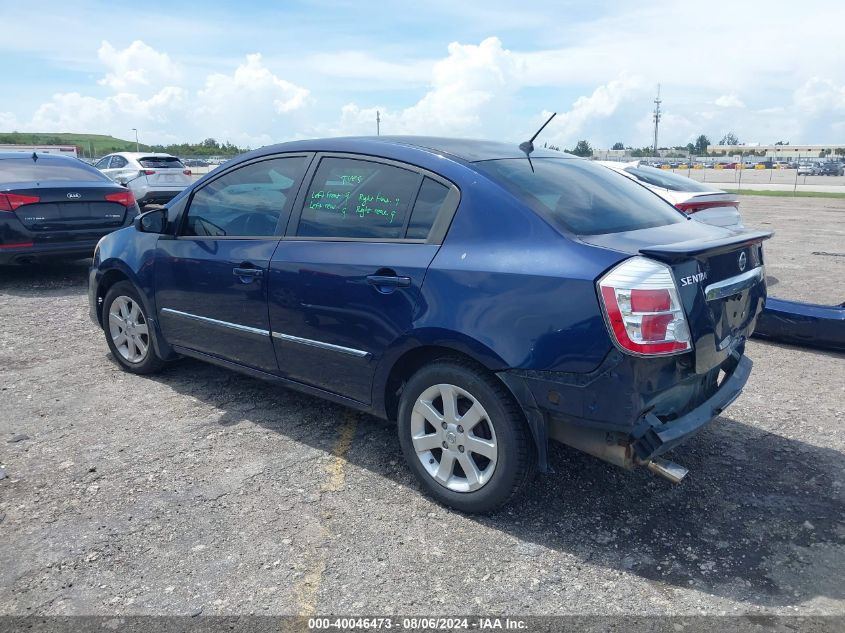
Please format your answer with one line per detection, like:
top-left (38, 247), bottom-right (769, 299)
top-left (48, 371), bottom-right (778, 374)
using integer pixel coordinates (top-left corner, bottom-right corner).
top-left (409, 178), bottom-right (624, 373)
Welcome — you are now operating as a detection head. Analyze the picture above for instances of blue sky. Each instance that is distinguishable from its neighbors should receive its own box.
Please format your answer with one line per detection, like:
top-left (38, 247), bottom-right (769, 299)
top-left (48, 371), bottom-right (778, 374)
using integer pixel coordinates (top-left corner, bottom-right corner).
top-left (2, 0), bottom-right (844, 149)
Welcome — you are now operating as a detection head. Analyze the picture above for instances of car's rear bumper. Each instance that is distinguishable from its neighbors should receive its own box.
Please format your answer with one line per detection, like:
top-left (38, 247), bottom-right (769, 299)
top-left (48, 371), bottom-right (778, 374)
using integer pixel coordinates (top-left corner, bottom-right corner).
top-left (0, 239), bottom-right (99, 264)
top-left (499, 346), bottom-right (751, 471)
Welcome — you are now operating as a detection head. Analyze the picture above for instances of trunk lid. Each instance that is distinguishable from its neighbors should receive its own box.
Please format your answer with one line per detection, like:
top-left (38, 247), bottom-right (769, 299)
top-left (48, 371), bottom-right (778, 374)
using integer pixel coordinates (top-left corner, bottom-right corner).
top-left (137, 156), bottom-right (191, 188)
top-left (8, 182), bottom-right (129, 233)
top-left (583, 221), bottom-right (772, 373)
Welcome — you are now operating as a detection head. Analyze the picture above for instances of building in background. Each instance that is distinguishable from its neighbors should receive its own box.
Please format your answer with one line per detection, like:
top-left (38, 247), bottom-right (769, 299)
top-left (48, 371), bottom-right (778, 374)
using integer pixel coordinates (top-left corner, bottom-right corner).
top-left (0, 144), bottom-right (80, 157)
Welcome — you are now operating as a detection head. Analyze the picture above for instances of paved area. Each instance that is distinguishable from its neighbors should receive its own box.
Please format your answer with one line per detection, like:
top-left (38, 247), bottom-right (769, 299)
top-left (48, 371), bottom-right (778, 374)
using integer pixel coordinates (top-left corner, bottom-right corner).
top-left (0, 196), bottom-right (843, 616)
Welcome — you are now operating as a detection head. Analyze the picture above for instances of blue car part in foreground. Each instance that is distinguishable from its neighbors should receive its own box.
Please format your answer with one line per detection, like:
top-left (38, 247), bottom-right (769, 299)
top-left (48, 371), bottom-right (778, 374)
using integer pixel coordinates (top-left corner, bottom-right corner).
top-left (88, 137), bottom-right (771, 513)
top-left (753, 297), bottom-right (845, 352)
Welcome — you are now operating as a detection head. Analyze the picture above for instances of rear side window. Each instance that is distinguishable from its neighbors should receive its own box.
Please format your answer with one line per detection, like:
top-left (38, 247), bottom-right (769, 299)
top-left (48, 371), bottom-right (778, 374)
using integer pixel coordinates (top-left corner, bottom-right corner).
top-left (0, 157), bottom-right (109, 184)
top-left (139, 156), bottom-right (184, 169)
top-left (623, 166), bottom-right (718, 193)
top-left (406, 177), bottom-right (450, 239)
top-left (111, 156), bottom-right (128, 168)
top-left (474, 158), bottom-right (684, 235)
top-left (182, 156), bottom-right (308, 237)
top-left (297, 157), bottom-right (421, 239)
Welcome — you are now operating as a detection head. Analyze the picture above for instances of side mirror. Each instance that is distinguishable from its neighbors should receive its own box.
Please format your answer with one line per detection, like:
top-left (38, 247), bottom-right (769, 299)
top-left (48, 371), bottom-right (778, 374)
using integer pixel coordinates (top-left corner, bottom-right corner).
top-left (134, 207), bottom-right (168, 234)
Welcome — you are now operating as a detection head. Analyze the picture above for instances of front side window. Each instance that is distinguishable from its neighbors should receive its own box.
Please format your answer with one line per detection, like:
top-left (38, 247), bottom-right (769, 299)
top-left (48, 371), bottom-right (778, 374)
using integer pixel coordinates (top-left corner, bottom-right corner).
top-left (474, 158), bottom-right (685, 235)
top-left (182, 156), bottom-right (308, 238)
top-left (297, 157), bottom-right (421, 239)
top-left (94, 157), bottom-right (112, 169)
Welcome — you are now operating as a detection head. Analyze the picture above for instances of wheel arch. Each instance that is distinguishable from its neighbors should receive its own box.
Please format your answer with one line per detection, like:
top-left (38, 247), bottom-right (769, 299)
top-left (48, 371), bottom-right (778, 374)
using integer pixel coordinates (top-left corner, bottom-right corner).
top-left (376, 330), bottom-right (509, 423)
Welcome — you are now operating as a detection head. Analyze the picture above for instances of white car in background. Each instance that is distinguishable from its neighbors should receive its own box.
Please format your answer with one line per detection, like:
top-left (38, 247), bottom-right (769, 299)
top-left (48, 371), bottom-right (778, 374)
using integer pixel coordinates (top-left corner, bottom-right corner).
top-left (598, 161), bottom-right (743, 228)
top-left (94, 152), bottom-right (192, 208)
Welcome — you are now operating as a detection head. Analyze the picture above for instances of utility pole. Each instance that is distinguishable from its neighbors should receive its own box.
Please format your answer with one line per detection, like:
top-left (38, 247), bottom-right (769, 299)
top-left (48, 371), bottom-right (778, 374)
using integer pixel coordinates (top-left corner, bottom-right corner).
top-left (376, 111), bottom-right (381, 136)
top-left (652, 84), bottom-right (661, 157)
top-left (132, 128), bottom-right (139, 152)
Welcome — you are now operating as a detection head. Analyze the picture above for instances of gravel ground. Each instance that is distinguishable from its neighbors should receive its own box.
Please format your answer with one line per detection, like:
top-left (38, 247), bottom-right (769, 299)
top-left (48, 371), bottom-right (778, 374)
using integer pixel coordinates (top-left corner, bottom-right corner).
top-left (0, 196), bottom-right (843, 617)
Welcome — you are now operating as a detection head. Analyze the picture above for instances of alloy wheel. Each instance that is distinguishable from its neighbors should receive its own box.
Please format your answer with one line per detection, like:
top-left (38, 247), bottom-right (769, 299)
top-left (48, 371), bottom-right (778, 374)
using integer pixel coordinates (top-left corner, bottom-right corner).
top-left (108, 295), bottom-right (150, 364)
top-left (410, 383), bottom-right (498, 492)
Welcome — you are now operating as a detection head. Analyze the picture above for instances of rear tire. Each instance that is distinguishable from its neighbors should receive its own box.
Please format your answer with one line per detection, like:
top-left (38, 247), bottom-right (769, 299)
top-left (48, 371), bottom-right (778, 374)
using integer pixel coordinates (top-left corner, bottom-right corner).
top-left (397, 359), bottom-right (535, 513)
top-left (102, 281), bottom-right (164, 375)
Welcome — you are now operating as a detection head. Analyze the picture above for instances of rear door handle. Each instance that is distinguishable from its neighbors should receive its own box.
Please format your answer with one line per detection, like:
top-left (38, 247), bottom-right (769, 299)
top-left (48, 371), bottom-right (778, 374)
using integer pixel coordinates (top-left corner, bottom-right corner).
top-left (233, 266), bottom-right (264, 282)
top-left (366, 275), bottom-right (411, 288)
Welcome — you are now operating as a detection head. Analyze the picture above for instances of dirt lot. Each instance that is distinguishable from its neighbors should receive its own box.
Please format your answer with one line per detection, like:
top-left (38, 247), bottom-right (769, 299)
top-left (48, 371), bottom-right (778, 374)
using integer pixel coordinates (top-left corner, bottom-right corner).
top-left (0, 196), bottom-right (843, 618)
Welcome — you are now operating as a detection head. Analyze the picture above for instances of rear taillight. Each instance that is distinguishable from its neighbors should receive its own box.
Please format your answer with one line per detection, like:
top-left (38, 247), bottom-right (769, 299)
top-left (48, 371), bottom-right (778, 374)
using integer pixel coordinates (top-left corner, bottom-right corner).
top-left (183, 169), bottom-right (192, 176)
top-left (676, 200), bottom-right (739, 214)
top-left (0, 192), bottom-right (40, 212)
top-left (597, 256), bottom-right (691, 356)
top-left (105, 191), bottom-right (136, 207)
top-left (140, 169), bottom-right (156, 176)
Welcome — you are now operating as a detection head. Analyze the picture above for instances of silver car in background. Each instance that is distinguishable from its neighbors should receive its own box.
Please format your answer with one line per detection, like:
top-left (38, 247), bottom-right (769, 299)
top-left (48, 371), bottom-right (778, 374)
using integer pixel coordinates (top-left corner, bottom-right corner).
top-left (93, 152), bottom-right (192, 207)
top-left (598, 161), bottom-right (743, 229)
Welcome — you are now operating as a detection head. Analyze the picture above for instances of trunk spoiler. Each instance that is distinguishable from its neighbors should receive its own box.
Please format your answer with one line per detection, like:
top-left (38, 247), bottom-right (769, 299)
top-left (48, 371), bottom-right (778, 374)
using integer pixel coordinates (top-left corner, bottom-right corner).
top-left (639, 229), bottom-right (773, 262)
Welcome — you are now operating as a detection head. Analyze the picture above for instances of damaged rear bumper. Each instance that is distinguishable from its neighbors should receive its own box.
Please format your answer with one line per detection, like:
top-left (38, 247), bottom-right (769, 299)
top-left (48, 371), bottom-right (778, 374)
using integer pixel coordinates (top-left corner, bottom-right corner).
top-left (753, 297), bottom-right (845, 352)
top-left (499, 350), bottom-right (751, 474)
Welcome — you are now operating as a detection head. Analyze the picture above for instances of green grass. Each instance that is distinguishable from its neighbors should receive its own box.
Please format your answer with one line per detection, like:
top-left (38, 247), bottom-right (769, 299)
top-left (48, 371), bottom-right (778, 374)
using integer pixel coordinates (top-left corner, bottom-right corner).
top-left (0, 132), bottom-right (149, 157)
top-left (724, 188), bottom-right (845, 199)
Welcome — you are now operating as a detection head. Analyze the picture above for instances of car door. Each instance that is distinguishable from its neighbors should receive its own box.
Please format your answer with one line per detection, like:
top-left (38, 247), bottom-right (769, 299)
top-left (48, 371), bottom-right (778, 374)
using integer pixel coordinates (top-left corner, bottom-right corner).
top-left (268, 154), bottom-right (459, 403)
top-left (94, 155), bottom-right (114, 177)
top-left (106, 154), bottom-right (135, 184)
top-left (154, 153), bottom-right (312, 372)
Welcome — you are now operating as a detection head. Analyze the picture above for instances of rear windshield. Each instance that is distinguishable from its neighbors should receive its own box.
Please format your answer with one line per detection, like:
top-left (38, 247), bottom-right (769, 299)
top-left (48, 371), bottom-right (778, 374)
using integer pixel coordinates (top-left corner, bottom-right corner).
top-left (138, 156), bottom-right (185, 169)
top-left (0, 157), bottom-right (109, 185)
top-left (474, 158), bottom-right (684, 235)
top-left (623, 165), bottom-right (718, 192)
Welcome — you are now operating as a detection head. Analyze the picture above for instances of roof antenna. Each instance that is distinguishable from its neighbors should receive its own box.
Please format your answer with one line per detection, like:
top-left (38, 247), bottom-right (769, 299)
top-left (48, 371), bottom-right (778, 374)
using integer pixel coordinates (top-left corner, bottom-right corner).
top-left (32, 151), bottom-right (38, 162)
top-left (519, 112), bottom-right (556, 172)
top-left (519, 112), bottom-right (557, 156)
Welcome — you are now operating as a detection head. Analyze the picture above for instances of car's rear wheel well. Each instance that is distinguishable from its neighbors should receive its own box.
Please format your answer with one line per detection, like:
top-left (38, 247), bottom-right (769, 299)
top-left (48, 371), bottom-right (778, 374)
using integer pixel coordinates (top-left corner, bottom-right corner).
top-left (95, 269), bottom-right (130, 325)
top-left (384, 345), bottom-right (502, 422)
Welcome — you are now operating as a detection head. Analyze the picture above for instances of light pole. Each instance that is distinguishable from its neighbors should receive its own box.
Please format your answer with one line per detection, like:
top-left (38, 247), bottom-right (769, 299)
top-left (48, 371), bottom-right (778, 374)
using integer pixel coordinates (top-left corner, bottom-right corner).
top-left (132, 128), bottom-right (139, 152)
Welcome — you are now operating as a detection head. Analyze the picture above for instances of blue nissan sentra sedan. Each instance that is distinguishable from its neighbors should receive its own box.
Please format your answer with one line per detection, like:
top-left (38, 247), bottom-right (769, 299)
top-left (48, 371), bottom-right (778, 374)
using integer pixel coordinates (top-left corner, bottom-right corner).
top-left (89, 137), bottom-right (770, 513)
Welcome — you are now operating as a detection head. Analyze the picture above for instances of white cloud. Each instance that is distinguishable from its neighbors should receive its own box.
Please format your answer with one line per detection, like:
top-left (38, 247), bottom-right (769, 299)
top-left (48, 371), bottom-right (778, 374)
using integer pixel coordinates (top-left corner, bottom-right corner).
top-left (98, 40), bottom-right (181, 92)
top-left (714, 94), bottom-right (745, 108)
top-left (793, 77), bottom-right (845, 114)
top-left (324, 37), bottom-right (523, 137)
top-left (545, 76), bottom-right (643, 145)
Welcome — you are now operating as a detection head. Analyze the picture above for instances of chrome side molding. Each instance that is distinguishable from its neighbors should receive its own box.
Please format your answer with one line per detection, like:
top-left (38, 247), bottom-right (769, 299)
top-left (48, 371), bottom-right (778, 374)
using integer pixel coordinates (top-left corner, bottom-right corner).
top-left (160, 307), bottom-right (270, 337)
top-left (271, 331), bottom-right (370, 358)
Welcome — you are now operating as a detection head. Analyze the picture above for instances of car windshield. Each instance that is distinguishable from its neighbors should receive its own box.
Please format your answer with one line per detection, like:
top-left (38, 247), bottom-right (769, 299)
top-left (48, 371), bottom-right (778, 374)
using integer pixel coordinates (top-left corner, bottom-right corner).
top-left (474, 158), bottom-right (685, 235)
top-left (138, 156), bottom-right (185, 169)
top-left (623, 165), bottom-right (719, 192)
top-left (0, 157), bottom-right (109, 184)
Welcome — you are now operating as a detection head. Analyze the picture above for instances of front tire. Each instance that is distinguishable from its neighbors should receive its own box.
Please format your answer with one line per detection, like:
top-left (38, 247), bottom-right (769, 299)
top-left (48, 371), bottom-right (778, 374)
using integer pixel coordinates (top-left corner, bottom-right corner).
top-left (397, 359), bottom-right (535, 513)
top-left (102, 281), bottom-right (164, 375)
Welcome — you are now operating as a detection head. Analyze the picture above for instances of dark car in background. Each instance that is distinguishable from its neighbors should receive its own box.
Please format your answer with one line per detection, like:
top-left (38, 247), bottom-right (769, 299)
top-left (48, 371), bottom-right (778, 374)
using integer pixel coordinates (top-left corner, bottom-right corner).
top-left (818, 161), bottom-right (844, 176)
top-left (89, 137), bottom-right (770, 512)
top-left (1, 152), bottom-right (140, 265)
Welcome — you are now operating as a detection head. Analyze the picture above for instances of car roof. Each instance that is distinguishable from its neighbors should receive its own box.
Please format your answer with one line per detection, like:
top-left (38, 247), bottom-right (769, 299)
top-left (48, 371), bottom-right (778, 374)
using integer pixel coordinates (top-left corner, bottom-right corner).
top-left (111, 152), bottom-right (176, 158)
top-left (249, 136), bottom-right (575, 163)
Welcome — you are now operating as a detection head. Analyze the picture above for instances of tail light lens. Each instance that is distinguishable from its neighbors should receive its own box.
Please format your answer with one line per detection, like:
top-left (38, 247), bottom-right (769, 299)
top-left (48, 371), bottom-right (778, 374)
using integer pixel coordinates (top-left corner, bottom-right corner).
top-left (0, 192), bottom-right (40, 212)
top-left (676, 200), bottom-right (739, 214)
top-left (597, 256), bottom-right (691, 356)
top-left (183, 169), bottom-right (192, 176)
top-left (140, 169), bottom-right (155, 176)
top-left (105, 191), bottom-right (137, 207)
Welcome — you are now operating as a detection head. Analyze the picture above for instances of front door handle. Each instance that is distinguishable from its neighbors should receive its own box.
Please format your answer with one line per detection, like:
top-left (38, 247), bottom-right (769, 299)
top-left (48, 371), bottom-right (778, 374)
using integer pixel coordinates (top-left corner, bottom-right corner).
top-left (233, 266), bottom-right (264, 283)
top-left (366, 275), bottom-right (411, 288)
